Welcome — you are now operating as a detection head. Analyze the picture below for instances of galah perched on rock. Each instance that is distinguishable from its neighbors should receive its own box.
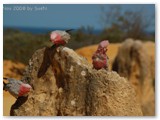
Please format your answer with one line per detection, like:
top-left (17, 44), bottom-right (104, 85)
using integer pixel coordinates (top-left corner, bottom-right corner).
top-left (92, 40), bottom-right (109, 70)
top-left (3, 77), bottom-right (32, 98)
top-left (38, 29), bottom-right (73, 78)
top-left (50, 29), bottom-right (72, 47)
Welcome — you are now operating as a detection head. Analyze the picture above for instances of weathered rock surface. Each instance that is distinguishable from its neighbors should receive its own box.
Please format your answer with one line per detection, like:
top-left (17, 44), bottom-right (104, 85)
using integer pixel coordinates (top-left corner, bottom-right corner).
top-left (11, 46), bottom-right (142, 116)
top-left (112, 39), bottom-right (155, 116)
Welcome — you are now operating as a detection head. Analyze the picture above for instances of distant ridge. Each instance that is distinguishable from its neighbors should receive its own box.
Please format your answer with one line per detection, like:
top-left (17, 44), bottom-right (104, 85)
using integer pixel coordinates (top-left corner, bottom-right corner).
top-left (3, 26), bottom-right (102, 35)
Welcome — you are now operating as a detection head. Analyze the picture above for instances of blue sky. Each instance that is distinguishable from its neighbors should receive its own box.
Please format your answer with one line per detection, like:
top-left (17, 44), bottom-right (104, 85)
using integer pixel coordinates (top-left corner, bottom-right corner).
top-left (3, 4), bottom-right (155, 31)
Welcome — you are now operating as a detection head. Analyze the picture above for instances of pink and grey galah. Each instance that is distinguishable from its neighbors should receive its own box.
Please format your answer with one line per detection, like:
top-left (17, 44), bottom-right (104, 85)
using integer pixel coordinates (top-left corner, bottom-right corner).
top-left (37, 29), bottom-right (73, 78)
top-left (92, 40), bottom-right (109, 70)
top-left (50, 29), bottom-right (72, 47)
top-left (3, 77), bottom-right (32, 98)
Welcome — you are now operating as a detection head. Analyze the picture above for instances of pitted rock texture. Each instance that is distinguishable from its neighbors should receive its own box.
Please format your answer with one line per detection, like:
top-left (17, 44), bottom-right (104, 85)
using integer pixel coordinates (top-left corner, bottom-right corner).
top-left (11, 46), bottom-right (142, 116)
top-left (112, 39), bottom-right (155, 116)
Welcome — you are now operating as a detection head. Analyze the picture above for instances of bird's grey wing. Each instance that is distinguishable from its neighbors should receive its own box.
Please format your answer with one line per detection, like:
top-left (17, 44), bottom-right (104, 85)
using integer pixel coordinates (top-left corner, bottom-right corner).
top-left (4, 82), bottom-right (20, 98)
top-left (3, 78), bottom-right (16, 90)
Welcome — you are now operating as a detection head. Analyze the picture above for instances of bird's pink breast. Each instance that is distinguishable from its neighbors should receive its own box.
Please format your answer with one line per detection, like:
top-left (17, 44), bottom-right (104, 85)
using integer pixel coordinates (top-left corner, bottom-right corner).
top-left (53, 38), bottom-right (66, 45)
top-left (18, 84), bottom-right (31, 96)
top-left (50, 32), bottom-right (65, 45)
top-left (92, 59), bottom-right (107, 70)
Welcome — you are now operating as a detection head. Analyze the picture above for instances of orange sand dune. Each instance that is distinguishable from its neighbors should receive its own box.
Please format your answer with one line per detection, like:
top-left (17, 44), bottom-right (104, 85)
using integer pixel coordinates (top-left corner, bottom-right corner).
top-left (3, 60), bottom-right (25, 79)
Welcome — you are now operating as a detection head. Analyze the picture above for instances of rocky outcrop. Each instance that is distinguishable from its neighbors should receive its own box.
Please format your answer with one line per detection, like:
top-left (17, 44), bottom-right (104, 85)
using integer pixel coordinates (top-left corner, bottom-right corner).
top-left (112, 39), bottom-right (155, 116)
top-left (11, 46), bottom-right (142, 116)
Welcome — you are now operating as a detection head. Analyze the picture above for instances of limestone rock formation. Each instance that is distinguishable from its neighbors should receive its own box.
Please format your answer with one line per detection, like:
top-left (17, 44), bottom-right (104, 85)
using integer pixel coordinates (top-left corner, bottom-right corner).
top-left (112, 39), bottom-right (155, 116)
top-left (11, 46), bottom-right (142, 116)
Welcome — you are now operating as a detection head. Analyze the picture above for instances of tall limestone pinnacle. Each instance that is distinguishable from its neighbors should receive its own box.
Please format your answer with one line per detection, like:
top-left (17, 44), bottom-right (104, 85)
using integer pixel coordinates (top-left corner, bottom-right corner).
top-left (11, 46), bottom-right (142, 116)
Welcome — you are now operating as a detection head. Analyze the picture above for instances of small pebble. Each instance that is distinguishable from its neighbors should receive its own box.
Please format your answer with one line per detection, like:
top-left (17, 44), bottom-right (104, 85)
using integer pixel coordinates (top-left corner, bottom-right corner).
top-left (59, 87), bottom-right (63, 93)
top-left (70, 66), bottom-right (73, 72)
top-left (71, 100), bottom-right (76, 106)
top-left (56, 47), bottom-right (60, 52)
top-left (77, 61), bottom-right (81, 65)
top-left (81, 70), bottom-right (86, 76)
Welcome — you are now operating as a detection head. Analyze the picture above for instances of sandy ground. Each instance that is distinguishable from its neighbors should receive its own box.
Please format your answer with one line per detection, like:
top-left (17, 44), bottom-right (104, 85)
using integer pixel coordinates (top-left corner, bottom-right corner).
top-left (3, 42), bottom-right (155, 116)
top-left (3, 92), bottom-right (16, 116)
